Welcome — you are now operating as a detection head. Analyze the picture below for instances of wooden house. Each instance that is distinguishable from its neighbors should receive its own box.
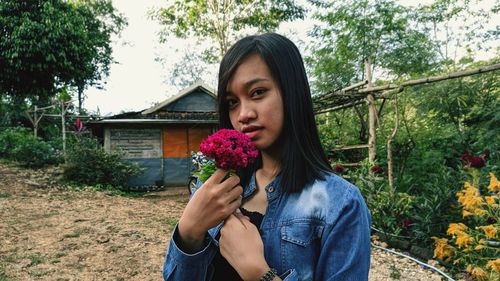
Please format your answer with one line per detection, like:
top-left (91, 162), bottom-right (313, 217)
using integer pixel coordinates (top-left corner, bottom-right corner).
top-left (90, 82), bottom-right (218, 187)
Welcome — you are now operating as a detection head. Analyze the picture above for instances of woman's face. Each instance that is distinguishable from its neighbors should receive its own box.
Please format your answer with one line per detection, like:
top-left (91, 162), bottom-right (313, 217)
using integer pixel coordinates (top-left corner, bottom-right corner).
top-left (225, 54), bottom-right (284, 153)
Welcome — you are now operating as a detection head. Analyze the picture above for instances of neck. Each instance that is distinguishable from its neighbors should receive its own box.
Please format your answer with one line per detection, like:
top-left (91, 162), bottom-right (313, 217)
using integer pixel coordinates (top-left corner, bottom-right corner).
top-left (259, 150), bottom-right (281, 180)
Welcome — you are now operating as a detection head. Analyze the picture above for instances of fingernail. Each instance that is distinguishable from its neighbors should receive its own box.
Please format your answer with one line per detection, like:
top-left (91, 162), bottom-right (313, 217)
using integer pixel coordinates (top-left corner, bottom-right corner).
top-left (235, 208), bottom-right (242, 214)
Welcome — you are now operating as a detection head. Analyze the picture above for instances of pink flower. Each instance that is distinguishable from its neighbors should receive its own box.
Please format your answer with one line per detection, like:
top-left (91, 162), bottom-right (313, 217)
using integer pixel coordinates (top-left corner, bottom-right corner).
top-left (371, 165), bottom-right (384, 174)
top-left (200, 129), bottom-right (259, 170)
top-left (75, 118), bottom-right (84, 132)
top-left (401, 218), bottom-right (413, 228)
top-left (334, 164), bottom-right (344, 174)
top-left (460, 151), bottom-right (487, 169)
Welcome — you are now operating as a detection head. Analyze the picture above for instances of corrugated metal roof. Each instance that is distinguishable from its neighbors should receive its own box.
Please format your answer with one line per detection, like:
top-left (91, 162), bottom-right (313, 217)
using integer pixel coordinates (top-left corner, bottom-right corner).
top-left (90, 119), bottom-right (218, 124)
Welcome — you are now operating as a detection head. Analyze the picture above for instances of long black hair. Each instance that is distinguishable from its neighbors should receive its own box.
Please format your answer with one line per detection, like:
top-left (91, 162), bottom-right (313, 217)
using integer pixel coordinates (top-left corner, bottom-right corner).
top-left (217, 33), bottom-right (332, 193)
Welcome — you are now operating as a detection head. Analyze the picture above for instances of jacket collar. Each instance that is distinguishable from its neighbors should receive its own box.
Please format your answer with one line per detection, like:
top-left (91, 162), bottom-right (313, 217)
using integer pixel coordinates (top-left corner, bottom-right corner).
top-left (243, 171), bottom-right (282, 201)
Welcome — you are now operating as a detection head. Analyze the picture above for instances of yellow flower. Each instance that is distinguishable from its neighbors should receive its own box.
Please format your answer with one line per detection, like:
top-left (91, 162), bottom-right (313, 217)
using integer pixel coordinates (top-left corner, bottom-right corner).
top-left (447, 223), bottom-right (468, 236)
top-left (431, 237), bottom-right (454, 260)
top-left (485, 196), bottom-right (498, 207)
top-left (474, 244), bottom-right (485, 250)
top-left (456, 231), bottom-right (474, 248)
top-left (487, 259), bottom-right (500, 272)
top-left (464, 181), bottom-right (476, 189)
top-left (470, 266), bottom-right (489, 280)
top-left (478, 225), bottom-right (498, 238)
top-left (489, 173), bottom-right (500, 192)
top-left (463, 210), bottom-right (473, 218)
top-left (457, 185), bottom-right (485, 211)
top-left (473, 207), bottom-right (487, 217)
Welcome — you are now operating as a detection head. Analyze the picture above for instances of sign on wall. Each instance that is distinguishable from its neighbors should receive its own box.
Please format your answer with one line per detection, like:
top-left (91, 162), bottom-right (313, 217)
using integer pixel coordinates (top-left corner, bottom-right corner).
top-left (104, 129), bottom-right (162, 159)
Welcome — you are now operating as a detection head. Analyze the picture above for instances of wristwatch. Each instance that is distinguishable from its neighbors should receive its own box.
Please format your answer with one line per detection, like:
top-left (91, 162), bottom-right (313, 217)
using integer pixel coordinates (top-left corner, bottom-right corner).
top-left (260, 268), bottom-right (277, 281)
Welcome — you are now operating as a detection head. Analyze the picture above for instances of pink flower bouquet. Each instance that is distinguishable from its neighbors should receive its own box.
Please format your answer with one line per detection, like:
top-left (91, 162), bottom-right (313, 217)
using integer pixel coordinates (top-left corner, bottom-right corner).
top-left (194, 129), bottom-right (258, 182)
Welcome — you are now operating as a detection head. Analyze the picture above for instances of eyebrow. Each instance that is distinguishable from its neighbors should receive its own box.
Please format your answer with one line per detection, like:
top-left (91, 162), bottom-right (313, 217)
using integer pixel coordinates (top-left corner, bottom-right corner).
top-left (226, 78), bottom-right (270, 95)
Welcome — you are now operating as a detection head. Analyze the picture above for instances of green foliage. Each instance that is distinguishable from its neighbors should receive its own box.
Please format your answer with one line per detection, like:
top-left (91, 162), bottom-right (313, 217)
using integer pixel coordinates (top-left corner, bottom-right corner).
top-left (63, 137), bottom-right (143, 188)
top-left (195, 161), bottom-right (216, 183)
top-left (319, 56), bottom-right (499, 248)
top-left (153, 0), bottom-right (305, 87)
top-left (346, 161), bottom-right (414, 237)
top-left (0, 0), bottom-right (126, 102)
top-left (0, 127), bottom-right (62, 167)
top-left (154, 0), bottom-right (304, 59)
top-left (307, 0), bottom-right (439, 94)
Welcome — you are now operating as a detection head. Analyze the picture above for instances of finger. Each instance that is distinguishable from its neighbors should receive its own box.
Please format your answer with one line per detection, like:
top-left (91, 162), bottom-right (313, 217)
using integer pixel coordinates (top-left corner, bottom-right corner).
top-left (205, 169), bottom-right (229, 184)
top-left (226, 185), bottom-right (243, 202)
top-left (234, 210), bottom-right (250, 222)
top-left (219, 175), bottom-right (240, 192)
top-left (227, 196), bottom-right (242, 214)
top-left (228, 214), bottom-right (247, 228)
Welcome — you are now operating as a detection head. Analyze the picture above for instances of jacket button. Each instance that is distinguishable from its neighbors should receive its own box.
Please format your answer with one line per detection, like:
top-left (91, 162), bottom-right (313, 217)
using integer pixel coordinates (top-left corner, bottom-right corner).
top-left (268, 186), bottom-right (275, 192)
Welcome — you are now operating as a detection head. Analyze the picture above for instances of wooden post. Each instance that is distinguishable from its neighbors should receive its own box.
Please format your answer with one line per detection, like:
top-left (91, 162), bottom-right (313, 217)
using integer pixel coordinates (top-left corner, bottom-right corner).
top-left (25, 105), bottom-right (46, 138)
top-left (61, 102), bottom-right (66, 158)
top-left (33, 105), bottom-right (38, 137)
top-left (387, 93), bottom-right (399, 191)
top-left (365, 59), bottom-right (377, 164)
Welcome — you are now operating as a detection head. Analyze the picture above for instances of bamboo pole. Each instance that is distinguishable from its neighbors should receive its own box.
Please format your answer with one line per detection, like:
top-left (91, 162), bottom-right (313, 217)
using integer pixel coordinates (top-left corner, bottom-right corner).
top-left (360, 63), bottom-right (500, 95)
top-left (315, 99), bottom-right (365, 115)
top-left (314, 63), bottom-right (500, 114)
top-left (365, 59), bottom-right (377, 164)
top-left (24, 105), bottom-right (46, 138)
top-left (332, 144), bottom-right (370, 151)
top-left (315, 80), bottom-right (369, 101)
top-left (61, 101), bottom-right (67, 158)
top-left (387, 92), bottom-right (400, 191)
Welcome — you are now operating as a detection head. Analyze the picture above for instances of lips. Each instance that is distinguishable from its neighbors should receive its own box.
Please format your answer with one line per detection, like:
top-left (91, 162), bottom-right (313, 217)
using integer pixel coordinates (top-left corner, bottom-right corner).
top-left (241, 125), bottom-right (263, 139)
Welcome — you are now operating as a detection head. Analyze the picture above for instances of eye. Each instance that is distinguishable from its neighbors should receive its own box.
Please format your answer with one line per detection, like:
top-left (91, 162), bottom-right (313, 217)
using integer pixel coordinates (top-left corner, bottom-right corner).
top-left (226, 97), bottom-right (239, 109)
top-left (251, 88), bottom-right (266, 97)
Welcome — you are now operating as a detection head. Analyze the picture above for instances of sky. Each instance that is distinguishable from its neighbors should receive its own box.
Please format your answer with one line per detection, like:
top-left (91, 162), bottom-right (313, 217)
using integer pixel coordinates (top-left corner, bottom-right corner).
top-left (84, 0), bottom-right (315, 116)
top-left (83, 0), bottom-right (497, 116)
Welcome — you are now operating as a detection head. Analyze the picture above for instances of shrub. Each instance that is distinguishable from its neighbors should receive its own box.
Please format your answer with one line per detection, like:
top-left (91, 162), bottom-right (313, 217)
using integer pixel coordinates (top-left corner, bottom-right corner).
top-left (63, 137), bottom-right (143, 188)
top-left (346, 161), bottom-right (414, 237)
top-left (405, 162), bottom-right (462, 248)
top-left (432, 167), bottom-right (500, 280)
top-left (0, 127), bottom-right (62, 167)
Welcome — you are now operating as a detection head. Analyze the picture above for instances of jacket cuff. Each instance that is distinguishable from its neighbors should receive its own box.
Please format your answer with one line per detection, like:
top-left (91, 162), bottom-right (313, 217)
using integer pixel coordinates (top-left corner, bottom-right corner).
top-left (168, 224), bottom-right (214, 266)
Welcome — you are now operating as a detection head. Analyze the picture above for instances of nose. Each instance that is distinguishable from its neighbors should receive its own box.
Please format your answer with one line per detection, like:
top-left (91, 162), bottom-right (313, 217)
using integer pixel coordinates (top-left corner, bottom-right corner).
top-left (237, 101), bottom-right (257, 124)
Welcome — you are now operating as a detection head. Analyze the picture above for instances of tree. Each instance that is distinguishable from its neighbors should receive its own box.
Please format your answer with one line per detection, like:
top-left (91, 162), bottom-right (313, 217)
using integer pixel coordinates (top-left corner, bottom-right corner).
top-left (416, 0), bottom-right (499, 67)
top-left (307, 0), bottom-right (440, 94)
top-left (0, 0), bottom-right (126, 113)
top-left (153, 0), bottom-right (305, 87)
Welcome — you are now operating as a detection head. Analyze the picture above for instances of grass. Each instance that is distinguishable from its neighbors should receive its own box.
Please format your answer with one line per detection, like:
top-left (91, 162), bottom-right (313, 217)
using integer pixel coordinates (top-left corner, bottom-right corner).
top-left (28, 253), bottom-right (45, 267)
top-left (30, 269), bottom-right (51, 277)
top-left (159, 218), bottom-right (178, 230)
top-left (3, 252), bottom-right (20, 263)
top-left (63, 227), bottom-right (93, 238)
top-left (108, 245), bottom-right (125, 253)
top-left (0, 192), bottom-right (10, 199)
top-left (389, 264), bottom-right (402, 280)
top-left (0, 266), bottom-right (10, 281)
top-left (50, 252), bottom-right (66, 264)
top-left (65, 183), bottom-right (146, 198)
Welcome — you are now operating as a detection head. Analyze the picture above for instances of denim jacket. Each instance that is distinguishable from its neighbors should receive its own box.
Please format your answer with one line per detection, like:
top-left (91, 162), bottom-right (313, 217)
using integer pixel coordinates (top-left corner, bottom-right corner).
top-left (163, 172), bottom-right (371, 281)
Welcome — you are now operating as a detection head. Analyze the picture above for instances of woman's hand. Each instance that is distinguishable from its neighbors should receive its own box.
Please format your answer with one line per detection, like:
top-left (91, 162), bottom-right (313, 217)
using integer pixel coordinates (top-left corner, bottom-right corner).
top-left (219, 212), bottom-right (271, 281)
top-left (178, 169), bottom-right (243, 252)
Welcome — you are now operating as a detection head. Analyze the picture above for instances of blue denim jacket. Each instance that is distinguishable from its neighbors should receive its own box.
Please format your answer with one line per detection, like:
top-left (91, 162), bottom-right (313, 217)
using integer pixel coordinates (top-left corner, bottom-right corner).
top-left (163, 172), bottom-right (371, 281)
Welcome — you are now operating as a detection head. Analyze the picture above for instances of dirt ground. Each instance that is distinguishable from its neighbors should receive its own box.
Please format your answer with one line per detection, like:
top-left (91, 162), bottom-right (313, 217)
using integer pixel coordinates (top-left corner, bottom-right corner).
top-left (0, 162), bottom-right (446, 281)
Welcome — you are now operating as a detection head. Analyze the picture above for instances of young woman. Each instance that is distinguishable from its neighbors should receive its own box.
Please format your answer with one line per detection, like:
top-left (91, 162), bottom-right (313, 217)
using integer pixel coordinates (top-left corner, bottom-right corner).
top-left (163, 33), bottom-right (371, 281)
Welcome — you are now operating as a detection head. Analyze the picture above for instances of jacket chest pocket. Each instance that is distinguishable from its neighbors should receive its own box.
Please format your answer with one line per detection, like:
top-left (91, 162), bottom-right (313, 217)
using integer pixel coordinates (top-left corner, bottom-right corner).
top-left (280, 221), bottom-right (324, 280)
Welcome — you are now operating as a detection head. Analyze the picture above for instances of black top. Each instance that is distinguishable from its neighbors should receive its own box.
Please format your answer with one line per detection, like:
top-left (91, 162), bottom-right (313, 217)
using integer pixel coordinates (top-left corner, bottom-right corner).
top-left (211, 208), bottom-right (264, 281)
